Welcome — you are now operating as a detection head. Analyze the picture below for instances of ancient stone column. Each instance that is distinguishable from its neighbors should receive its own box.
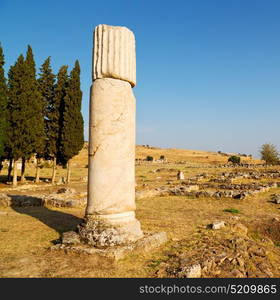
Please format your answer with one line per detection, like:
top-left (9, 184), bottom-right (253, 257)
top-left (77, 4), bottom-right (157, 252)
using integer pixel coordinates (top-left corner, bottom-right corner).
top-left (78, 24), bottom-right (143, 246)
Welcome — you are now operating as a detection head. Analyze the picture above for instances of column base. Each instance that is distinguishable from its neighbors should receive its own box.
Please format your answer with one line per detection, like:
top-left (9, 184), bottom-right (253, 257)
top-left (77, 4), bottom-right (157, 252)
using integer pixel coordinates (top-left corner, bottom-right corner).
top-left (51, 212), bottom-right (167, 260)
top-left (51, 232), bottom-right (168, 260)
top-left (71, 211), bottom-right (143, 247)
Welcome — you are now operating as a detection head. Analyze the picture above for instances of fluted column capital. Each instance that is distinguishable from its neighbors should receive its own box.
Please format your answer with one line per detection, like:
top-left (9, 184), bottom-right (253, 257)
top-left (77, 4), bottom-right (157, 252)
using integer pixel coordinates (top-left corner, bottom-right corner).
top-left (92, 24), bottom-right (136, 87)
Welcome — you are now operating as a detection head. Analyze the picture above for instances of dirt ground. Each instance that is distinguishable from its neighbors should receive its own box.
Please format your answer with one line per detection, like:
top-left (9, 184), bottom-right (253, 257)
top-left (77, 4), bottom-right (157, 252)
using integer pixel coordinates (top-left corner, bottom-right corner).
top-left (0, 146), bottom-right (280, 278)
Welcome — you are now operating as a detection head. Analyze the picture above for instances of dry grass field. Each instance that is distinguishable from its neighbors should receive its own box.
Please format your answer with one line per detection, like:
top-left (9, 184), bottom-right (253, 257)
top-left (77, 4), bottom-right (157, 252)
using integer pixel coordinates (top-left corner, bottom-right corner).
top-left (0, 144), bottom-right (280, 278)
top-left (136, 145), bottom-right (262, 164)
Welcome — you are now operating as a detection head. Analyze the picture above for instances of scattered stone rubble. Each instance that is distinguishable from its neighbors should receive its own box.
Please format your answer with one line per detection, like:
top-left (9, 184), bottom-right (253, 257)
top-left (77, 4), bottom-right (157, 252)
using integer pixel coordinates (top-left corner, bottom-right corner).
top-left (211, 221), bottom-right (226, 230)
top-left (136, 181), bottom-right (277, 201)
top-left (0, 193), bottom-right (42, 207)
top-left (0, 188), bottom-right (87, 208)
top-left (42, 187), bottom-right (87, 208)
top-left (210, 164), bottom-right (272, 169)
top-left (271, 194), bottom-right (280, 204)
top-left (52, 231), bottom-right (168, 260)
top-left (175, 170), bottom-right (280, 185)
top-left (6, 180), bottom-right (274, 207)
top-left (210, 171), bottom-right (280, 182)
top-left (1, 169), bottom-right (280, 207)
top-left (216, 183), bottom-right (278, 190)
top-left (177, 171), bottom-right (185, 180)
top-left (155, 220), bottom-right (277, 278)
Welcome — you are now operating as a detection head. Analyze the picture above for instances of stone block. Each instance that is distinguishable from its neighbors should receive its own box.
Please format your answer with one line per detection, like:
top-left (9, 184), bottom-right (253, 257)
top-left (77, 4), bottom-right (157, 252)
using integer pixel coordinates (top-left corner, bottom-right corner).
top-left (51, 232), bottom-right (167, 260)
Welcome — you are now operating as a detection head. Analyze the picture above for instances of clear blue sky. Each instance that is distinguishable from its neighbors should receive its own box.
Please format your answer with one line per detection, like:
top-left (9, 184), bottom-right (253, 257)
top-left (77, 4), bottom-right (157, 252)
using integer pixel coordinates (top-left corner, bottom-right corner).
top-left (1, 0), bottom-right (280, 157)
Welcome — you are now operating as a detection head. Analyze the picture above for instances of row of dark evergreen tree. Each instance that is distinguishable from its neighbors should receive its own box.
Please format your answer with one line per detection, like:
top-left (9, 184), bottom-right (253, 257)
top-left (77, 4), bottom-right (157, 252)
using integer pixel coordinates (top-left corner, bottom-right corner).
top-left (0, 44), bottom-right (84, 186)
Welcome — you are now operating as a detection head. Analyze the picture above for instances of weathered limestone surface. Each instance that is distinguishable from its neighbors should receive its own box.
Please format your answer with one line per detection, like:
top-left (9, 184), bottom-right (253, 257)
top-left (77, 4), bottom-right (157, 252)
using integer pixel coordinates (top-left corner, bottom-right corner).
top-left (87, 78), bottom-right (136, 215)
top-left (85, 77), bottom-right (143, 245)
top-left (83, 24), bottom-right (142, 246)
top-left (55, 231), bottom-right (168, 260)
top-left (93, 24), bottom-right (136, 87)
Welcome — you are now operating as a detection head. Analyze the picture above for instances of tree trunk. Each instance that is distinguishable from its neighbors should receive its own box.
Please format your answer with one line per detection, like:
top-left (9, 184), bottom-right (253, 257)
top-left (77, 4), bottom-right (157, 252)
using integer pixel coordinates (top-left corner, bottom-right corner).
top-left (8, 158), bottom-right (13, 181)
top-left (35, 158), bottom-right (41, 183)
top-left (51, 157), bottom-right (56, 185)
top-left (66, 160), bottom-right (71, 184)
top-left (21, 157), bottom-right (26, 182)
top-left (12, 159), bottom-right (18, 187)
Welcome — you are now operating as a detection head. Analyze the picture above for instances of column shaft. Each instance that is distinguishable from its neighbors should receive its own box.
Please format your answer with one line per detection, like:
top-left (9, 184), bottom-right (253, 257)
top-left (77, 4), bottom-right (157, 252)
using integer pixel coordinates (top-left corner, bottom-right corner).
top-left (86, 78), bottom-right (136, 217)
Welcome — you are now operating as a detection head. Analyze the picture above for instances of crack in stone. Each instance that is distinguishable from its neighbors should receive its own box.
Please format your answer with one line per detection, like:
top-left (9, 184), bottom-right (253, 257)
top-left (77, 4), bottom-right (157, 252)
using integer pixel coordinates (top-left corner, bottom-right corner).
top-left (89, 144), bottom-right (101, 157)
top-left (113, 112), bottom-right (124, 122)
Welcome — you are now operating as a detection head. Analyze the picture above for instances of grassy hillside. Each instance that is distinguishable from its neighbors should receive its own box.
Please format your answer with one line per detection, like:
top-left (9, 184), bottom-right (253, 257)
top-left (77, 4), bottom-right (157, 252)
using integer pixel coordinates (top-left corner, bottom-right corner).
top-left (72, 142), bottom-right (262, 166)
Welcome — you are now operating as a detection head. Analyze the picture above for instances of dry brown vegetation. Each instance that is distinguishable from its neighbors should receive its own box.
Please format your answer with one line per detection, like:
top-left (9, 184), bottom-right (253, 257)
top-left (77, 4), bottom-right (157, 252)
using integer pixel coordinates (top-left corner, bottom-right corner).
top-left (136, 145), bottom-right (262, 164)
top-left (0, 144), bottom-right (279, 278)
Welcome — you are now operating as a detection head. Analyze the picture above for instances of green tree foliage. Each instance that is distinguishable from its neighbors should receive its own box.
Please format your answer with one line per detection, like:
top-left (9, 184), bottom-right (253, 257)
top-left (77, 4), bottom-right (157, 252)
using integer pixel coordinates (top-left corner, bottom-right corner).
top-left (228, 155), bottom-right (241, 164)
top-left (46, 64), bottom-right (69, 183)
top-left (0, 44), bottom-right (7, 157)
top-left (24, 45), bottom-right (45, 158)
top-left (7, 46), bottom-right (45, 184)
top-left (6, 54), bottom-right (26, 160)
top-left (38, 57), bottom-right (56, 158)
top-left (260, 143), bottom-right (280, 165)
top-left (59, 60), bottom-right (84, 164)
top-left (4, 47), bottom-right (84, 184)
top-left (54, 65), bottom-right (69, 159)
top-left (7, 47), bottom-right (44, 160)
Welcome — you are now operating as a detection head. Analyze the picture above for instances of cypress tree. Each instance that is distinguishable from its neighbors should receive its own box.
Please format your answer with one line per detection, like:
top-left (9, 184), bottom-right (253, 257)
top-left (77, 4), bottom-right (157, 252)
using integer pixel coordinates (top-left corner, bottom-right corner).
top-left (51, 65), bottom-right (69, 184)
top-left (38, 57), bottom-right (55, 183)
top-left (59, 60), bottom-right (84, 183)
top-left (6, 46), bottom-right (44, 186)
top-left (0, 44), bottom-right (7, 165)
top-left (7, 55), bottom-right (26, 186)
top-left (21, 45), bottom-right (45, 182)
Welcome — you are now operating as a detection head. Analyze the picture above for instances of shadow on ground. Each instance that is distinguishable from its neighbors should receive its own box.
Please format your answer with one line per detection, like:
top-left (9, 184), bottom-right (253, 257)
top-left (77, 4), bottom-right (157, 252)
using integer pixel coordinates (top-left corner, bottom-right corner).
top-left (0, 175), bottom-right (9, 182)
top-left (0, 175), bottom-right (52, 184)
top-left (10, 195), bottom-right (83, 235)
